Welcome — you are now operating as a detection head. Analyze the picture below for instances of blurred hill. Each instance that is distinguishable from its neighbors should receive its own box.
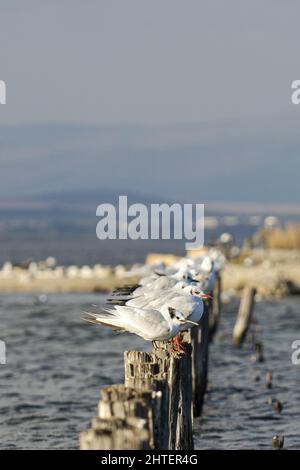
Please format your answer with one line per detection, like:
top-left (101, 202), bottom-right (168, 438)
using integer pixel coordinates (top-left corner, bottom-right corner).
top-left (0, 119), bottom-right (300, 203)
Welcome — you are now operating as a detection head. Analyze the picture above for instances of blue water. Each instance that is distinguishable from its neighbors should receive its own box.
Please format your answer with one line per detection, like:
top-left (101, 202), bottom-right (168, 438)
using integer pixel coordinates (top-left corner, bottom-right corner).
top-left (0, 293), bottom-right (299, 449)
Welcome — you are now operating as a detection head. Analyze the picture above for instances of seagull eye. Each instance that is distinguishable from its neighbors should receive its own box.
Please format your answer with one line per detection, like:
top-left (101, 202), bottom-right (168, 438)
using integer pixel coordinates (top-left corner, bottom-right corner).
top-left (168, 307), bottom-right (176, 319)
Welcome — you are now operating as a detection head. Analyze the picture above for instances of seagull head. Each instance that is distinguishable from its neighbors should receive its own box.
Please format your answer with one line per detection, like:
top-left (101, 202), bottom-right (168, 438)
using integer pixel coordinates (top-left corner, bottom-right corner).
top-left (182, 285), bottom-right (212, 300)
top-left (168, 307), bottom-right (199, 326)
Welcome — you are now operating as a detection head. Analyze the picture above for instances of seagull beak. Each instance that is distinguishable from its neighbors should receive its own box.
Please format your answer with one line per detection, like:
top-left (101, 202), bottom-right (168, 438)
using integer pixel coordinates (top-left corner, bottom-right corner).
top-left (184, 319), bottom-right (199, 326)
top-left (201, 294), bottom-right (212, 300)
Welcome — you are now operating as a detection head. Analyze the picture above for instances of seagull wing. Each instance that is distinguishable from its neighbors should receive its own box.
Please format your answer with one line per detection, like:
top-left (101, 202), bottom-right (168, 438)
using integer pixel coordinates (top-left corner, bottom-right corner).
top-left (83, 305), bottom-right (172, 341)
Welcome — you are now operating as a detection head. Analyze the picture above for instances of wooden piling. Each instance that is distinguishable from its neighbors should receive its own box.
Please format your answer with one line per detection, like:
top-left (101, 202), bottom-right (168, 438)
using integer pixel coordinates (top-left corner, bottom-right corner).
top-left (124, 347), bottom-right (193, 450)
top-left (80, 416), bottom-right (150, 450)
top-left (98, 384), bottom-right (162, 448)
top-left (233, 287), bottom-right (256, 347)
top-left (192, 303), bottom-right (209, 416)
top-left (164, 344), bottom-right (193, 450)
top-left (124, 351), bottom-right (169, 449)
top-left (80, 383), bottom-right (159, 450)
top-left (209, 272), bottom-right (222, 341)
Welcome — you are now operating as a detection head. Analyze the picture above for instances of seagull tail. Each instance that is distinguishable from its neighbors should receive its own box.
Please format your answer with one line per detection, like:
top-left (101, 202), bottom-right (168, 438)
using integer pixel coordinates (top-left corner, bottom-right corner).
top-left (82, 310), bottom-right (126, 332)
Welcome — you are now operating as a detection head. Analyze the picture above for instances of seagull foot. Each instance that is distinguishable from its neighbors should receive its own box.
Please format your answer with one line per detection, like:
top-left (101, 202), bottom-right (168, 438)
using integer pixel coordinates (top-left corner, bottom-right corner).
top-left (169, 335), bottom-right (186, 355)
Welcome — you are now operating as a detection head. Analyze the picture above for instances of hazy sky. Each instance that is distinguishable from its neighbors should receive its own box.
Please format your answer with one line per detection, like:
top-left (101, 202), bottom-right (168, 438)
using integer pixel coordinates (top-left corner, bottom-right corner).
top-left (1, 1), bottom-right (300, 205)
top-left (1, 0), bottom-right (300, 125)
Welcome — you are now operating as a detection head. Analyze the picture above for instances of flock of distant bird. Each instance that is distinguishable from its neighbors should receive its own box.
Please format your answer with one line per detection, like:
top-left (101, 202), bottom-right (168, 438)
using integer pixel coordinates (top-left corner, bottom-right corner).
top-left (83, 250), bottom-right (225, 353)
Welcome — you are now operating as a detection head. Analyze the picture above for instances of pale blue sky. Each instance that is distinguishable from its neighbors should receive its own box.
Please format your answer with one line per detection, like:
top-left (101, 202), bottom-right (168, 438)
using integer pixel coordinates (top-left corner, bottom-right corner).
top-left (0, 0), bottom-right (300, 125)
top-left (0, 1), bottom-right (300, 204)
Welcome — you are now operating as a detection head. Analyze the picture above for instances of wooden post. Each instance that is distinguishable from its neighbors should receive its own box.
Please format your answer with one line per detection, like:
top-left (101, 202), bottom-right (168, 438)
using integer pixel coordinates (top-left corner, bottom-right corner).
top-left (124, 347), bottom-right (194, 450)
top-left (80, 416), bottom-right (150, 450)
top-left (98, 384), bottom-right (153, 420)
top-left (186, 326), bottom-right (201, 417)
top-left (80, 384), bottom-right (156, 450)
top-left (124, 350), bottom-right (169, 449)
top-left (233, 287), bottom-right (256, 347)
top-left (195, 301), bottom-right (209, 416)
top-left (209, 272), bottom-right (222, 341)
top-left (163, 345), bottom-right (193, 450)
top-left (97, 384), bottom-right (161, 448)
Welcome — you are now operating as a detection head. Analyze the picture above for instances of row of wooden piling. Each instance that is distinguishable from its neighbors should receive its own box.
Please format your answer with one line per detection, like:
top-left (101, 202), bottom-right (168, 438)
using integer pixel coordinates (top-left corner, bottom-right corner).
top-left (80, 274), bottom-right (255, 450)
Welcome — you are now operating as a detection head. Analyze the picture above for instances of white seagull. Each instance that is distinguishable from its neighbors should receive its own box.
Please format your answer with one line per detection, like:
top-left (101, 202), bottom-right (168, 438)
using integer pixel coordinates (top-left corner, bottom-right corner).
top-left (82, 304), bottom-right (199, 347)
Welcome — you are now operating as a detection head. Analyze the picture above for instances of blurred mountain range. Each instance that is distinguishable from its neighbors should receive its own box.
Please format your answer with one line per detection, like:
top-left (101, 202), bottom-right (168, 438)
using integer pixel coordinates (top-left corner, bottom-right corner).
top-left (0, 119), bottom-right (299, 264)
top-left (0, 119), bottom-right (300, 205)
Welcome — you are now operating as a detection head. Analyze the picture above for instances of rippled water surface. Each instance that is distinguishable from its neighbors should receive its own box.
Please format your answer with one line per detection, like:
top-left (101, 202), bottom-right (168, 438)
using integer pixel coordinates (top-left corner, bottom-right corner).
top-left (195, 297), bottom-right (300, 449)
top-left (0, 293), bottom-right (299, 449)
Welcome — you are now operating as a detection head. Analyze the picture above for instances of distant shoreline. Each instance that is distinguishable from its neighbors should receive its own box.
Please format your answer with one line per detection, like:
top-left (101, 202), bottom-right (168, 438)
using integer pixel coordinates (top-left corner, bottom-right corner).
top-left (0, 249), bottom-right (300, 299)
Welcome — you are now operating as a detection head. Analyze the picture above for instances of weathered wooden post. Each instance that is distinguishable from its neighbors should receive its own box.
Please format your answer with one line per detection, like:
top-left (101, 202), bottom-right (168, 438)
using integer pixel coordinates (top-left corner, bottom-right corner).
top-left (124, 347), bottom-right (194, 450)
top-left (80, 383), bottom-right (158, 450)
top-left (186, 326), bottom-right (201, 417)
top-left (163, 344), bottom-right (193, 450)
top-left (124, 351), bottom-right (169, 449)
top-left (233, 286), bottom-right (256, 347)
top-left (209, 272), bottom-right (222, 341)
top-left (80, 416), bottom-right (150, 450)
top-left (98, 384), bottom-right (152, 420)
top-left (190, 301), bottom-right (210, 416)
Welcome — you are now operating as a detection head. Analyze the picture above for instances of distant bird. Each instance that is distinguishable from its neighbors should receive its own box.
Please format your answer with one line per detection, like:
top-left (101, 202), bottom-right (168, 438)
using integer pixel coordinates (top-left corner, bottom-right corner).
top-left (35, 293), bottom-right (48, 304)
top-left (266, 372), bottom-right (273, 389)
top-left (274, 400), bottom-right (283, 414)
top-left (251, 341), bottom-right (264, 362)
top-left (267, 397), bottom-right (283, 414)
top-left (272, 435), bottom-right (284, 449)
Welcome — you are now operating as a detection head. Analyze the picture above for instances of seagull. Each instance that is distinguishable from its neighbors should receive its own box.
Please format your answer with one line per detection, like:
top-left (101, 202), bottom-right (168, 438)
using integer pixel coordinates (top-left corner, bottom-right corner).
top-left (82, 304), bottom-right (199, 346)
top-left (84, 282), bottom-right (204, 353)
top-left (125, 288), bottom-right (204, 321)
